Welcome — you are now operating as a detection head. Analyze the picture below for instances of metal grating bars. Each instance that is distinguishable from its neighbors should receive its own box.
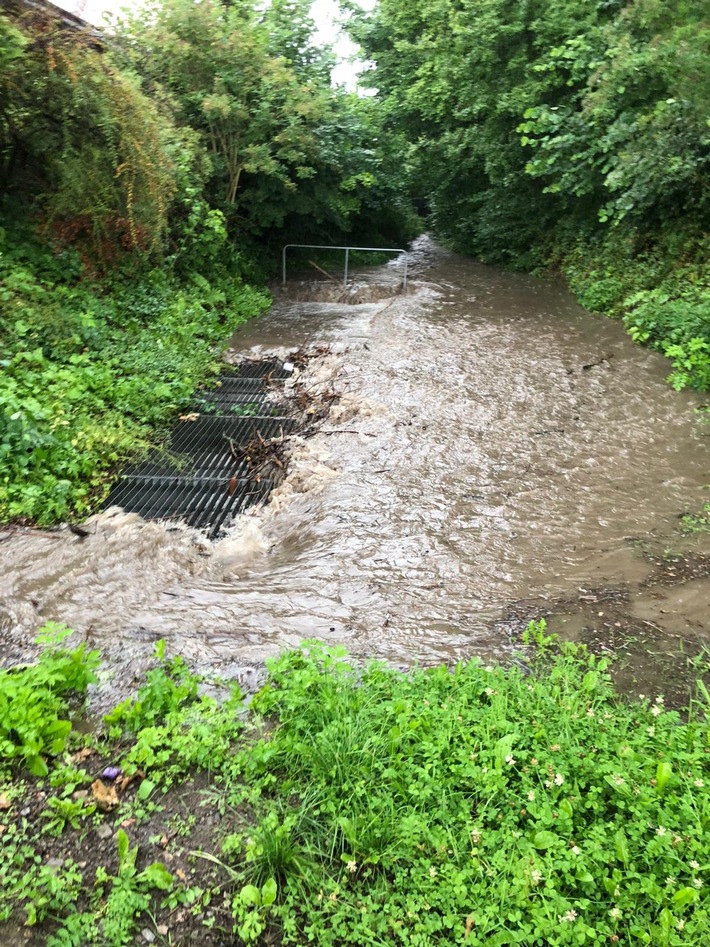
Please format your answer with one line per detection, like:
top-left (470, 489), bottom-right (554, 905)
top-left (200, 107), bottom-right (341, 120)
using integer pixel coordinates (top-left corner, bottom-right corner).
top-left (103, 359), bottom-right (297, 538)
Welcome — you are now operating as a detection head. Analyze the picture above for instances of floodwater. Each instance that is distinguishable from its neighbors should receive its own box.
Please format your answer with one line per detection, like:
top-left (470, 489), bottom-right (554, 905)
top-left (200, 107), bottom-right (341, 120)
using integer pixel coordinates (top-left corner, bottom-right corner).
top-left (2, 237), bottom-right (709, 698)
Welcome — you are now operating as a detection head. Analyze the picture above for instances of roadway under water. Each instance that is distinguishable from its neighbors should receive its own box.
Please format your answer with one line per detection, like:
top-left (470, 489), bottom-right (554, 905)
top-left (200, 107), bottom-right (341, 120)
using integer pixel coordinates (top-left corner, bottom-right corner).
top-left (2, 237), bottom-right (709, 702)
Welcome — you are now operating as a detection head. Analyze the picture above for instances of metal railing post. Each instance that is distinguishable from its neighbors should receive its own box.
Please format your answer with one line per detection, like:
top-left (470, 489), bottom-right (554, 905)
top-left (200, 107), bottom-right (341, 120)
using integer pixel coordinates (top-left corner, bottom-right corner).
top-left (281, 244), bottom-right (408, 289)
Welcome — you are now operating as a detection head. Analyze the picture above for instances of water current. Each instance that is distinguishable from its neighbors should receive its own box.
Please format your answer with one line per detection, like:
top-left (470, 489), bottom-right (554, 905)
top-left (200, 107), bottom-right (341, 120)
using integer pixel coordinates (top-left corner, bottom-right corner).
top-left (2, 238), bottom-right (708, 698)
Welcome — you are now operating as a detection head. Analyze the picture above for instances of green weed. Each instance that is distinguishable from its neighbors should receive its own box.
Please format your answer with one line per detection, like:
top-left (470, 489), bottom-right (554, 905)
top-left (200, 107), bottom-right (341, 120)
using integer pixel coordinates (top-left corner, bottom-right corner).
top-left (37, 830), bottom-right (174, 947)
top-left (41, 795), bottom-right (95, 836)
top-left (681, 503), bottom-right (710, 535)
top-left (0, 623), bottom-right (99, 776)
top-left (220, 638), bottom-right (710, 945)
top-left (2, 634), bottom-right (709, 944)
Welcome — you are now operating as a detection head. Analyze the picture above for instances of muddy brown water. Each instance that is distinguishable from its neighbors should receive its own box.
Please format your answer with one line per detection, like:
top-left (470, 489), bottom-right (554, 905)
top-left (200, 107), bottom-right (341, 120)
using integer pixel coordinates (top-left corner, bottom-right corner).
top-left (2, 237), bottom-right (709, 702)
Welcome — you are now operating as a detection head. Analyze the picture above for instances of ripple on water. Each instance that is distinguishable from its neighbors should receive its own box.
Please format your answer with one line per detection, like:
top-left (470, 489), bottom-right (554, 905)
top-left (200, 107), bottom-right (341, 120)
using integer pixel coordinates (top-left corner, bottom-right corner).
top-left (1, 237), bottom-right (709, 703)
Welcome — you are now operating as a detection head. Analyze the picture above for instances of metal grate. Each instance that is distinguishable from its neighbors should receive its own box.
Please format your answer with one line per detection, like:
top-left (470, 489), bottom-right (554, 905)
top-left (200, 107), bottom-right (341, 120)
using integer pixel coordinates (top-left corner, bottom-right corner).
top-left (104, 360), bottom-right (296, 538)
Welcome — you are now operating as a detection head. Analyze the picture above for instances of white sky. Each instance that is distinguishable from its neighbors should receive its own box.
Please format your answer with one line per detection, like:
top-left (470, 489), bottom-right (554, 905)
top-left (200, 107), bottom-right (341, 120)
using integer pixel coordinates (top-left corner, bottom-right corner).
top-left (49, 0), bottom-right (373, 87)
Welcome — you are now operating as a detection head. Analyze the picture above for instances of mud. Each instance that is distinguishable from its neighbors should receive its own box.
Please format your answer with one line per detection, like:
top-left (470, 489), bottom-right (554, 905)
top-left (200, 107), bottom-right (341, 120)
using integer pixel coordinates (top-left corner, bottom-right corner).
top-left (1, 236), bottom-right (708, 703)
top-left (497, 541), bottom-right (710, 708)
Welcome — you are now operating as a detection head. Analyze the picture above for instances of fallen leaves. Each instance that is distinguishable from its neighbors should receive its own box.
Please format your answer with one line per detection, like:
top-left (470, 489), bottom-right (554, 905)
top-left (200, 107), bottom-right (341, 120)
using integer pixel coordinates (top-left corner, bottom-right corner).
top-left (71, 747), bottom-right (95, 763)
top-left (91, 769), bottom-right (145, 811)
top-left (91, 779), bottom-right (119, 811)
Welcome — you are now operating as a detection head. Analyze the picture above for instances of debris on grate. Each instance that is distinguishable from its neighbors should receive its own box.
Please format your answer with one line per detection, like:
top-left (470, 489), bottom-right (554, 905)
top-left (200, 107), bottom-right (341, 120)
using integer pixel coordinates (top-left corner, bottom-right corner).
top-left (103, 358), bottom-right (303, 538)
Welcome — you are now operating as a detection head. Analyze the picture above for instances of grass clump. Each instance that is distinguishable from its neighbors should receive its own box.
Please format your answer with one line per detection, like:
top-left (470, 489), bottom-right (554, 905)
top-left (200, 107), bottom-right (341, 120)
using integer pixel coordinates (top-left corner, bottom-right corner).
top-left (226, 633), bottom-right (710, 945)
top-left (1, 628), bottom-right (709, 945)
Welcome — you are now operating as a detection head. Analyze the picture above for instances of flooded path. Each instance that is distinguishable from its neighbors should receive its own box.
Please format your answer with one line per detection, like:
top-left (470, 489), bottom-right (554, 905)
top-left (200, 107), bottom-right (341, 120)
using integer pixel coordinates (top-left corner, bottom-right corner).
top-left (2, 238), bottom-right (709, 699)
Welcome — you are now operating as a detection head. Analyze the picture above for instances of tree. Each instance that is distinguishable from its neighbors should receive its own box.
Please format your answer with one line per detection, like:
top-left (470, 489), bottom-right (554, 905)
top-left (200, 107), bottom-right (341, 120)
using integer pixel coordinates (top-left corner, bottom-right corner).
top-left (350, 0), bottom-right (710, 264)
top-left (120, 0), bottom-right (334, 235)
top-left (0, 7), bottom-right (181, 266)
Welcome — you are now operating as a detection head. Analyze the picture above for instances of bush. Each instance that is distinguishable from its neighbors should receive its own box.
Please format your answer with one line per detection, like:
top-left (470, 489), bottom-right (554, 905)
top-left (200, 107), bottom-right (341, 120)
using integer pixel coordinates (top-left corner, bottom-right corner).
top-left (0, 221), bottom-right (269, 523)
top-left (564, 232), bottom-right (710, 392)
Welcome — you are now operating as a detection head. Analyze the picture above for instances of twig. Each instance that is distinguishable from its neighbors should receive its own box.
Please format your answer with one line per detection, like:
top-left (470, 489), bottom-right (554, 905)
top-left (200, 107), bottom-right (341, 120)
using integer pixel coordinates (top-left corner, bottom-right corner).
top-left (308, 259), bottom-right (339, 282)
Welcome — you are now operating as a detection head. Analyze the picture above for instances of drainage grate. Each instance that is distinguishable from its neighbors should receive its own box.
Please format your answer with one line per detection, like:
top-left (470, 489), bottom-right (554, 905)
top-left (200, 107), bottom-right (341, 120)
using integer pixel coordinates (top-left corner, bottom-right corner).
top-left (104, 360), bottom-right (297, 538)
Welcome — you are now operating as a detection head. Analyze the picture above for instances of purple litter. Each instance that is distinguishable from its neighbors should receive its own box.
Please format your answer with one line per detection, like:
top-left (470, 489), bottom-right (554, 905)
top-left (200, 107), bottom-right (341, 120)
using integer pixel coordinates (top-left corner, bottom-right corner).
top-left (101, 767), bottom-right (121, 781)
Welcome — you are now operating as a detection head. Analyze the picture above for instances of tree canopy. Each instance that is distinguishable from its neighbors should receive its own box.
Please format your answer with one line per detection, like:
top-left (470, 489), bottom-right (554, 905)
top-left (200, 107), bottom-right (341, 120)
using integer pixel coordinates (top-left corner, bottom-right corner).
top-left (349, 0), bottom-right (710, 388)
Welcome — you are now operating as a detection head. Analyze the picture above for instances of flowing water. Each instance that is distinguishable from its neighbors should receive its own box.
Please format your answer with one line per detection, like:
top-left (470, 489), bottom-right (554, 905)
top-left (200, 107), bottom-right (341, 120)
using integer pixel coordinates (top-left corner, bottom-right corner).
top-left (2, 238), bottom-right (709, 699)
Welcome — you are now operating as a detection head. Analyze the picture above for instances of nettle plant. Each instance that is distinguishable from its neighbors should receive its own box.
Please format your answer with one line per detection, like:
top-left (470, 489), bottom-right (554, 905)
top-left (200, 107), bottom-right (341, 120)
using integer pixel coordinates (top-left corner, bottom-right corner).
top-left (221, 633), bottom-right (710, 946)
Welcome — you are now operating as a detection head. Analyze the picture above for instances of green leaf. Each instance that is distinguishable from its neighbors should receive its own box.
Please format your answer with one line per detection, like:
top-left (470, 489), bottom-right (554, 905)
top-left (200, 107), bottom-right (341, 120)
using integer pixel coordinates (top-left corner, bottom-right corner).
top-left (240, 884), bottom-right (261, 907)
top-left (672, 887), bottom-right (698, 910)
top-left (659, 908), bottom-right (673, 935)
top-left (656, 761), bottom-right (672, 795)
top-left (116, 829), bottom-right (129, 867)
top-left (138, 777), bottom-right (156, 800)
top-left (533, 831), bottom-right (558, 850)
top-left (494, 733), bottom-right (517, 766)
top-left (261, 878), bottom-right (277, 907)
top-left (559, 799), bottom-right (573, 820)
top-left (614, 830), bottom-right (630, 867)
top-left (27, 752), bottom-right (48, 777)
top-left (140, 862), bottom-right (174, 891)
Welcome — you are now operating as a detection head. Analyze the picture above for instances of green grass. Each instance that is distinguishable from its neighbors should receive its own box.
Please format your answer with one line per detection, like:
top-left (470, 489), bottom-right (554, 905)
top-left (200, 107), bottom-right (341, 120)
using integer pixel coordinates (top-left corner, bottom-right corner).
top-left (1, 626), bottom-right (709, 944)
top-left (229, 635), bottom-right (710, 946)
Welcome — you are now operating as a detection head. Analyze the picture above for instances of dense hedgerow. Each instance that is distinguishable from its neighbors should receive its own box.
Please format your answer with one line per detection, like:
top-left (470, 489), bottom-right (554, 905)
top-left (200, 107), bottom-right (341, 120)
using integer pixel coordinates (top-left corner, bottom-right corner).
top-left (353, 0), bottom-right (710, 393)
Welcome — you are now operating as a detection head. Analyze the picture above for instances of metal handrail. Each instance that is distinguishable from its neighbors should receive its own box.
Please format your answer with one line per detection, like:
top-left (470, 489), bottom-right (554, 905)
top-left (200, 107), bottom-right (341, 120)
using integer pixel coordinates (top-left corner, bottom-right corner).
top-left (282, 244), bottom-right (408, 289)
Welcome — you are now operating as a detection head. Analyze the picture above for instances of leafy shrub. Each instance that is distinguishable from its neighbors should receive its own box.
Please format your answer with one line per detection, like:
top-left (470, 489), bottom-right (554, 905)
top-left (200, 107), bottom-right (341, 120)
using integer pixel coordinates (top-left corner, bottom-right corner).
top-left (0, 623), bottom-right (99, 776)
top-left (623, 288), bottom-right (710, 391)
top-left (0, 221), bottom-right (269, 523)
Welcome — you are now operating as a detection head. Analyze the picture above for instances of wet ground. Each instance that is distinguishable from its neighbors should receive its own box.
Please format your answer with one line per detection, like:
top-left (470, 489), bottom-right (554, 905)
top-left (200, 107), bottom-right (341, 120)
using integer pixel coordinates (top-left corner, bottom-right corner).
top-left (1, 237), bottom-right (709, 702)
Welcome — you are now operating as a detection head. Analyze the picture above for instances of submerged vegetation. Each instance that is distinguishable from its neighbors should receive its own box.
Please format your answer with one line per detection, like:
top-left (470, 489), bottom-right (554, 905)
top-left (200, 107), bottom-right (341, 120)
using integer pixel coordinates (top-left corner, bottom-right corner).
top-left (1, 628), bottom-right (709, 944)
